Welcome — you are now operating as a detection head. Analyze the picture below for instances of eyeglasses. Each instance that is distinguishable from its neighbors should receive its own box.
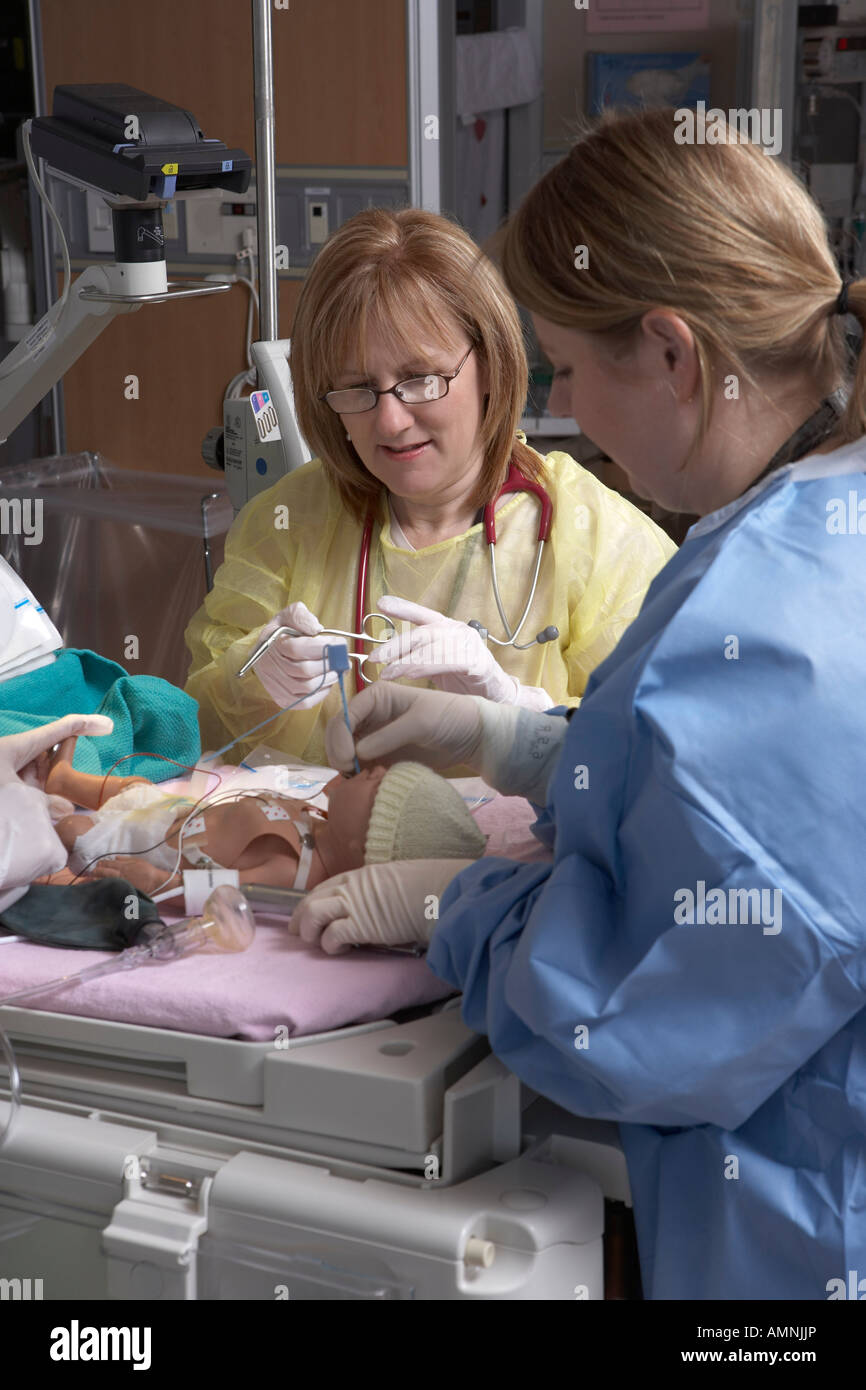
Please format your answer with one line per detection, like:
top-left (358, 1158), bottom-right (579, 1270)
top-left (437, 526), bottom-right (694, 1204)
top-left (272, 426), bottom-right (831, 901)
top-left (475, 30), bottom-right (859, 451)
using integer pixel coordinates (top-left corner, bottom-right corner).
top-left (321, 346), bottom-right (474, 415)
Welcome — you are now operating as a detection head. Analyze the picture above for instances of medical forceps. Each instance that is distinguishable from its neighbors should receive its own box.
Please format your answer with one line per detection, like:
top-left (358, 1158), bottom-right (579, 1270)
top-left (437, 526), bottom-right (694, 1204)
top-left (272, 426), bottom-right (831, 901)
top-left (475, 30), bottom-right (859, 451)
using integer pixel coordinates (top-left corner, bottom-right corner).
top-left (237, 611), bottom-right (397, 678)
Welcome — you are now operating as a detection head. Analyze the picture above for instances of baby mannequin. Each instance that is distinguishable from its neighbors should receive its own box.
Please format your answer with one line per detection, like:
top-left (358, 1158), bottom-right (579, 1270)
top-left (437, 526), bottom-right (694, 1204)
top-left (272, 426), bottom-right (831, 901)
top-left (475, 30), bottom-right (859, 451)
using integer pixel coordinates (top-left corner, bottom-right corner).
top-left (47, 745), bottom-right (486, 898)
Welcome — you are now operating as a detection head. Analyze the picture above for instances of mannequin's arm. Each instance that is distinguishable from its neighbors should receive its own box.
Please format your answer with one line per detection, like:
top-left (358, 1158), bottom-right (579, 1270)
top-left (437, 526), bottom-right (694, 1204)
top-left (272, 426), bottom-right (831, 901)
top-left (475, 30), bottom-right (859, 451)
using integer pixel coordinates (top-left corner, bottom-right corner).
top-left (46, 736), bottom-right (150, 809)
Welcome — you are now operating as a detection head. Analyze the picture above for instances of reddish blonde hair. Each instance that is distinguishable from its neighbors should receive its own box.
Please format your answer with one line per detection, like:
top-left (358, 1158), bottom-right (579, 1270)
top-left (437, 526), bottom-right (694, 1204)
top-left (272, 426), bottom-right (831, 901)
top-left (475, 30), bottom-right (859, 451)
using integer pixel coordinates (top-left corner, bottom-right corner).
top-left (290, 207), bottom-right (544, 523)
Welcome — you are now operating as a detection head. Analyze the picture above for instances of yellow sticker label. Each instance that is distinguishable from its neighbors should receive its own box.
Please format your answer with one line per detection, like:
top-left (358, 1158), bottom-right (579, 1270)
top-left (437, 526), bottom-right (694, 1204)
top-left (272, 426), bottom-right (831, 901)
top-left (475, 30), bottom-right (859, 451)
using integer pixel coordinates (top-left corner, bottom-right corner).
top-left (161, 162), bottom-right (179, 175)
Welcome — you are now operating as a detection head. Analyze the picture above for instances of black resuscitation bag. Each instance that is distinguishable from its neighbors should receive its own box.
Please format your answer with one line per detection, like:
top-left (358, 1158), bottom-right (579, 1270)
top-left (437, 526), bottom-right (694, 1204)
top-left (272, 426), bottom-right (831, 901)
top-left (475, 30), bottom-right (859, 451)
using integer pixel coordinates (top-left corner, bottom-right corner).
top-left (0, 878), bottom-right (163, 950)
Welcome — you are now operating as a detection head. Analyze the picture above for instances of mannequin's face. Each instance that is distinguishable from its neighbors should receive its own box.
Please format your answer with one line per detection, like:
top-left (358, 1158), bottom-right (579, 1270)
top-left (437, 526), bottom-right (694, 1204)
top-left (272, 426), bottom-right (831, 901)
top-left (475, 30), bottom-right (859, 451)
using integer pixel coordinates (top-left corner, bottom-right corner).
top-left (316, 766), bottom-right (389, 874)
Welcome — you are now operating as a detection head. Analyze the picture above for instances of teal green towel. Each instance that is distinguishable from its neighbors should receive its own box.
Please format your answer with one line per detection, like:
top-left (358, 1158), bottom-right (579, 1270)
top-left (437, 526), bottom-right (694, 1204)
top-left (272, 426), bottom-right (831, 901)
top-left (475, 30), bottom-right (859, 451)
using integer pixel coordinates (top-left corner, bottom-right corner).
top-left (0, 649), bottom-right (201, 781)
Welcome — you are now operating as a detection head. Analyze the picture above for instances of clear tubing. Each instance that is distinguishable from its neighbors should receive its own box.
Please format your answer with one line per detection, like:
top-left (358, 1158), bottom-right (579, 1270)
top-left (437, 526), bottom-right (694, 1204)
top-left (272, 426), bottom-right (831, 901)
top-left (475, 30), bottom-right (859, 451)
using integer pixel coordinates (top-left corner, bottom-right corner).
top-left (0, 953), bottom-right (137, 1008)
top-left (0, 887), bottom-right (254, 1008)
top-left (0, 887), bottom-right (255, 1151)
top-left (205, 664), bottom-right (331, 762)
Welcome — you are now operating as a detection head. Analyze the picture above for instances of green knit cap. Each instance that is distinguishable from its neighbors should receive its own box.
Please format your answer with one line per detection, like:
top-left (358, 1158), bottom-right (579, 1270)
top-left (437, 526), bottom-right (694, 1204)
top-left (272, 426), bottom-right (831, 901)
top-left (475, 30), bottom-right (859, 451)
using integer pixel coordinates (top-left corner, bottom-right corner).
top-left (364, 762), bottom-right (487, 865)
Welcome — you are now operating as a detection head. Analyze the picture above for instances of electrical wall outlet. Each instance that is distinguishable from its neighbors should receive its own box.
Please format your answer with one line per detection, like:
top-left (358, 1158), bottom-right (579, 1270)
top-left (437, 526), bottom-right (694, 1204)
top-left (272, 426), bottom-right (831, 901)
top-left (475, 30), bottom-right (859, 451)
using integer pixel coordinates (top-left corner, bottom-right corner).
top-left (306, 198), bottom-right (329, 246)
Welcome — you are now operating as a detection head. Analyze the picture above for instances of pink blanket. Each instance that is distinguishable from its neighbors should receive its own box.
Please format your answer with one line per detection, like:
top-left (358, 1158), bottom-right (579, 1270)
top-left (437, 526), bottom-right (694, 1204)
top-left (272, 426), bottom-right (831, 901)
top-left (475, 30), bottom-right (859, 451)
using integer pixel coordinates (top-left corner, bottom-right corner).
top-left (0, 783), bottom-right (549, 1040)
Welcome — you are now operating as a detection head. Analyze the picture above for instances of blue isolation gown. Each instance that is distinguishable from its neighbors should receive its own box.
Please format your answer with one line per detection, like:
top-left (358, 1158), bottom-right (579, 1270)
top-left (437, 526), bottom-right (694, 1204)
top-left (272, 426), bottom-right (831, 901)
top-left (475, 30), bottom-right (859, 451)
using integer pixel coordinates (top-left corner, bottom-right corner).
top-left (428, 439), bottom-right (866, 1300)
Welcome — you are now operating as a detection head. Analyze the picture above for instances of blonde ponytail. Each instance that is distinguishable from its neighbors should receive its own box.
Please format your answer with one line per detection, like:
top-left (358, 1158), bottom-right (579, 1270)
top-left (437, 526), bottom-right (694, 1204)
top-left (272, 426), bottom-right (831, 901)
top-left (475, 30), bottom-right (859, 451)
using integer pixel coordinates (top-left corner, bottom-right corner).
top-left (501, 107), bottom-right (863, 447)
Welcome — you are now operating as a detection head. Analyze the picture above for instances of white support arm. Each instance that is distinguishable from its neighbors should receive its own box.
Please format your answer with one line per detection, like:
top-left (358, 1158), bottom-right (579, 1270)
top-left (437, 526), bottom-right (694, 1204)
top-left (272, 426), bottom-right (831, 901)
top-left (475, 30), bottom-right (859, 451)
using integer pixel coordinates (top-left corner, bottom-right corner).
top-left (0, 263), bottom-right (143, 444)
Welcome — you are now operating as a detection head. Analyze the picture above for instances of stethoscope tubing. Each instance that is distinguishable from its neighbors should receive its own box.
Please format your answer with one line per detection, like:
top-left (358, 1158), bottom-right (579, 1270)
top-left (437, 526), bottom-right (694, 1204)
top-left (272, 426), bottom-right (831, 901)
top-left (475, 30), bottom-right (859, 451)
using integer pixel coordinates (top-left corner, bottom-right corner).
top-left (354, 468), bottom-right (554, 688)
top-left (486, 537), bottom-right (547, 647)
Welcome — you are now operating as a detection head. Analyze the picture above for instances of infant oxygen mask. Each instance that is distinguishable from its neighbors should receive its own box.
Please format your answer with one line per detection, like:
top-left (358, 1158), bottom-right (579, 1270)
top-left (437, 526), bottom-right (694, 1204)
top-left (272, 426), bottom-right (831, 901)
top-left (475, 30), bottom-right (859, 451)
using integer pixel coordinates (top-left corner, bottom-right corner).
top-left (0, 887), bottom-right (254, 1150)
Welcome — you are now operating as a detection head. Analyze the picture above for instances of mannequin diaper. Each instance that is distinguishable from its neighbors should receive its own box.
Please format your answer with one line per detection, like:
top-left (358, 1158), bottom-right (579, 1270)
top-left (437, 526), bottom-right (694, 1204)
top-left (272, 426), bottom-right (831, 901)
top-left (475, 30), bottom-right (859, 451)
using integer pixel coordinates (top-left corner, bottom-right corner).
top-left (69, 783), bottom-right (196, 875)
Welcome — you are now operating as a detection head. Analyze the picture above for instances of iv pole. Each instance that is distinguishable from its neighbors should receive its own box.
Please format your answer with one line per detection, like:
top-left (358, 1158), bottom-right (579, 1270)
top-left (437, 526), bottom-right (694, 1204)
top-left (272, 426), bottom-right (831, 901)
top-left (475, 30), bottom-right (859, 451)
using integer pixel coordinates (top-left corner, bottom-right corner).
top-left (247, 0), bottom-right (310, 479)
top-left (252, 0), bottom-right (278, 349)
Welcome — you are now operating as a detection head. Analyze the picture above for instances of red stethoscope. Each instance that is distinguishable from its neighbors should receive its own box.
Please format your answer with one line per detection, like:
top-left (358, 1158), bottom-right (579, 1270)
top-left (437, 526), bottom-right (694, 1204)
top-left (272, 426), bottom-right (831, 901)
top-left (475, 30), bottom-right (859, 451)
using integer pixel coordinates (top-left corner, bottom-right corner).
top-left (354, 461), bottom-right (559, 692)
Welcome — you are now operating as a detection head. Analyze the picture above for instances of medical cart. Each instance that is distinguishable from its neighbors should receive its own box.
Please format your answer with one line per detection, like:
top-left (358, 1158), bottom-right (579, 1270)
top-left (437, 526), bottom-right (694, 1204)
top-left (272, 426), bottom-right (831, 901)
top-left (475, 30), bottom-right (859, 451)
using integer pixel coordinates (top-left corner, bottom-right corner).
top-left (0, 999), bottom-right (631, 1300)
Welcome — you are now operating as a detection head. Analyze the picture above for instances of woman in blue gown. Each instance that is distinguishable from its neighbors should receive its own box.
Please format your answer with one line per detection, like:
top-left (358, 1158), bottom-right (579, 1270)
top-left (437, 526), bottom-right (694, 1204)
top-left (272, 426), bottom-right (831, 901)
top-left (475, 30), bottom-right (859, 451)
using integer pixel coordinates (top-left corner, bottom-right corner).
top-left (293, 107), bottom-right (866, 1301)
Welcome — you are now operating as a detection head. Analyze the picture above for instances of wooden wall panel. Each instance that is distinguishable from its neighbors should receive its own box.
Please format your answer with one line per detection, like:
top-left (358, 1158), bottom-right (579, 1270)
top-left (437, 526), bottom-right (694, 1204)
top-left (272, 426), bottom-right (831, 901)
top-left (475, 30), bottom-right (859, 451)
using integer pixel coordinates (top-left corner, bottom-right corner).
top-left (39, 0), bottom-right (405, 475)
top-left (59, 274), bottom-right (303, 475)
top-left (270, 0), bottom-right (408, 168)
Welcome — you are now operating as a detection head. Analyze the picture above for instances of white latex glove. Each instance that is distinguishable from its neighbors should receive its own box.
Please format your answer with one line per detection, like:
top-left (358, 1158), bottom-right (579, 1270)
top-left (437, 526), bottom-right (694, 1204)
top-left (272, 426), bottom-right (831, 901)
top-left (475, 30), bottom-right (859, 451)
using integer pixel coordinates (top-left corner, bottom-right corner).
top-left (0, 713), bottom-right (114, 789)
top-left (253, 600), bottom-right (339, 710)
top-left (371, 595), bottom-right (555, 710)
top-left (325, 682), bottom-right (569, 804)
top-left (0, 714), bottom-right (114, 910)
top-left (289, 858), bottom-right (475, 954)
top-left (325, 682), bottom-right (484, 773)
top-left (0, 784), bottom-right (68, 910)
top-left (371, 594), bottom-right (518, 701)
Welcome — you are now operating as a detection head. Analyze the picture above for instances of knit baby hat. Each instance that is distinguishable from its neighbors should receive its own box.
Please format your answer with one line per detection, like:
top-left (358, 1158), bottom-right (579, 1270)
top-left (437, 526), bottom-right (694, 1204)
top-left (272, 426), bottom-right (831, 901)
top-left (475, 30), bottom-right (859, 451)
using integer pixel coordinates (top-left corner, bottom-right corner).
top-left (364, 762), bottom-right (487, 864)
